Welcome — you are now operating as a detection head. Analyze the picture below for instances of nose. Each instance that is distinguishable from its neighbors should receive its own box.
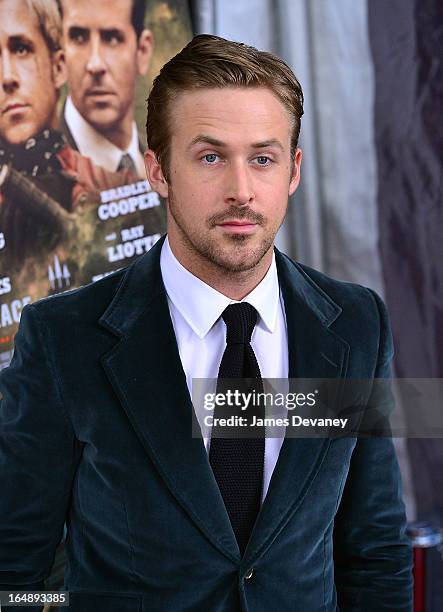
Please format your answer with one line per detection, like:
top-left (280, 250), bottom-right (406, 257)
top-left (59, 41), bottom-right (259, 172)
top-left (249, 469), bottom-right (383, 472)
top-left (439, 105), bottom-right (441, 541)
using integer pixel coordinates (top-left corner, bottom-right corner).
top-left (224, 162), bottom-right (255, 206)
top-left (1, 50), bottom-right (19, 94)
top-left (86, 35), bottom-right (106, 76)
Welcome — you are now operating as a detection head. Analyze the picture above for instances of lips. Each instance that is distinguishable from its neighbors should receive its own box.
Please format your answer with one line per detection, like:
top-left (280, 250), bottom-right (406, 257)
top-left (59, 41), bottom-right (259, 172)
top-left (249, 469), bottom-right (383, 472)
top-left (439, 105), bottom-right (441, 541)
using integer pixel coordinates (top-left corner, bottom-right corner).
top-left (218, 219), bottom-right (258, 227)
top-left (217, 220), bottom-right (258, 234)
top-left (2, 103), bottom-right (28, 115)
top-left (220, 222), bottom-right (255, 227)
top-left (85, 89), bottom-right (114, 97)
top-left (209, 208), bottom-right (265, 229)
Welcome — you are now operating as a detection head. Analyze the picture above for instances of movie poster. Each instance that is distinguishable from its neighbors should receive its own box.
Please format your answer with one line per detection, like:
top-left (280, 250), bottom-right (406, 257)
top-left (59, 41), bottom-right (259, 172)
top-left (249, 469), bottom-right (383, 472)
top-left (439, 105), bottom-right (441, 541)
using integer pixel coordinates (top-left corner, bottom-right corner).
top-left (0, 0), bottom-right (192, 370)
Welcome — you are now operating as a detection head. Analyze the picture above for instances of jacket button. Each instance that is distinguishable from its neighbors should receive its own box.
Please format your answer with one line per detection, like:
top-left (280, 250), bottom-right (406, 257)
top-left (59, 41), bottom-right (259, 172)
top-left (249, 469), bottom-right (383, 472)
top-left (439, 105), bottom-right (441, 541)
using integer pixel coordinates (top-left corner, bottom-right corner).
top-left (244, 567), bottom-right (254, 580)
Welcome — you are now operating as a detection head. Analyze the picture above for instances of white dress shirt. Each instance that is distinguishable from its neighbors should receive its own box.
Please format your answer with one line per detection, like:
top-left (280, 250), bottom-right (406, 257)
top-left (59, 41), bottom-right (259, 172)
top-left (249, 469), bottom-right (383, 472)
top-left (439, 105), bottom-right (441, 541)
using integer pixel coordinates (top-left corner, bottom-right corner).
top-left (64, 96), bottom-right (145, 177)
top-left (160, 237), bottom-right (288, 501)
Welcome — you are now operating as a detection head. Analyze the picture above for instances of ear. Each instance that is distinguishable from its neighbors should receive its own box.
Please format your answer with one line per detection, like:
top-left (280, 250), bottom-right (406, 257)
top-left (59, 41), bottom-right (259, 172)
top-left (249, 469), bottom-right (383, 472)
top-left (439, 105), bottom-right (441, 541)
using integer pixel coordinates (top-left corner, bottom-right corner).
top-left (52, 49), bottom-right (67, 90)
top-left (136, 29), bottom-right (153, 76)
top-left (288, 147), bottom-right (302, 196)
top-left (144, 149), bottom-right (169, 198)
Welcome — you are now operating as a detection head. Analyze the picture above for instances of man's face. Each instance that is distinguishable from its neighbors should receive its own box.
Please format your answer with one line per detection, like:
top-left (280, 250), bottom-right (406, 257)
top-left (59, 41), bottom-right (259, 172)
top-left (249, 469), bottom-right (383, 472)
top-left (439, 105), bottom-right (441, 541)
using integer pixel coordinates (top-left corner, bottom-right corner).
top-left (146, 87), bottom-right (302, 275)
top-left (62, 0), bottom-right (152, 136)
top-left (0, 0), bottom-right (64, 145)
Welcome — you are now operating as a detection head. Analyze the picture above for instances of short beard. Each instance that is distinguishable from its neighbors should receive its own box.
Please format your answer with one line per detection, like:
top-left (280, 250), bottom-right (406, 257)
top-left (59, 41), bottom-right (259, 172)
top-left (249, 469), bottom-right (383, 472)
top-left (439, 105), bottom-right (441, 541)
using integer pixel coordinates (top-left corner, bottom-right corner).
top-left (193, 232), bottom-right (275, 275)
top-left (167, 186), bottom-right (276, 274)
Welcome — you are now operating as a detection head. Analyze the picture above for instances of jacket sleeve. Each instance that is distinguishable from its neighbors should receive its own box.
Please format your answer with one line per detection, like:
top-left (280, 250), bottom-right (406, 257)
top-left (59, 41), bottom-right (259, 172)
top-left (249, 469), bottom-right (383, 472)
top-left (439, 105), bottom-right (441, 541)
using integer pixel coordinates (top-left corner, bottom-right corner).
top-left (333, 289), bottom-right (413, 611)
top-left (0, 304), bottom-right (81, 610)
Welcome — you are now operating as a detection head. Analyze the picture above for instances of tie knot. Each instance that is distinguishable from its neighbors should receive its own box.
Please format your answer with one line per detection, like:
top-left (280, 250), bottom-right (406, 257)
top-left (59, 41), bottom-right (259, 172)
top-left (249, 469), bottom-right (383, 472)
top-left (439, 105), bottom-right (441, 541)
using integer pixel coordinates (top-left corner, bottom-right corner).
top-left (222, 303), bottom-right (258, 344)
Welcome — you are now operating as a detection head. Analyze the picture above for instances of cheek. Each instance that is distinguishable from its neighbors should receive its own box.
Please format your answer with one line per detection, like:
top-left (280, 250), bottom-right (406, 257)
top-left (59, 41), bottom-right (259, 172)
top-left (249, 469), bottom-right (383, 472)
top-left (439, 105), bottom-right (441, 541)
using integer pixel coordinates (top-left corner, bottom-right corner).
top-left (259, 179), bottom-right (287, 201)
top-left (32, 58), bottom-right (55, 95)
top-left (65, 49), bottom-right (87, 83)
top-left (110, 65), bottom-right (136, 107)
top-left (37, 92), bottom-right (56, 121)
top-left (113, 54), bottom-right (136, 81)
top-left (29, 82), bottom-right (57, 125)
top-left (69, 62), bottom-right (84, 81)
top-left (34, 54), bottom-right (49, 78)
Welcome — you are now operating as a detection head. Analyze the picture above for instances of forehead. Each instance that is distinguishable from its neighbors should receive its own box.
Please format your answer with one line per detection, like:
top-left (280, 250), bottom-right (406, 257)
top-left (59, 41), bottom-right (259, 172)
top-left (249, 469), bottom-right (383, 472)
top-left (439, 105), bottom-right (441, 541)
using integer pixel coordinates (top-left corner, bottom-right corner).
top-left (170, 87), bottom-right (293, 148)
top-left (62, 0), bottom-right (132, 29)
top-left (0, 0), bottom-right (42, 41)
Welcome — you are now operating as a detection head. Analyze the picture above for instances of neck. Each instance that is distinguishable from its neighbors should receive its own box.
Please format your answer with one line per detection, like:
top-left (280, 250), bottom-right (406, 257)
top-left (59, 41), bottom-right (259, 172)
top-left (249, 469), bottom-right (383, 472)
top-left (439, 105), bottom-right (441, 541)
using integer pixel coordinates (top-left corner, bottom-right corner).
top-left (168, 236), bottom-right (274, 301)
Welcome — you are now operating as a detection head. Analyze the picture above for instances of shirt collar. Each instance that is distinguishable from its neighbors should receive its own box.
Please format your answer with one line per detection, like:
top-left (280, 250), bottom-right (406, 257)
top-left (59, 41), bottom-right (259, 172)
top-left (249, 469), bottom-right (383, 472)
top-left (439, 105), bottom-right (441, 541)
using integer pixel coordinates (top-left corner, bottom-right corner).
top-left (160, 236), bottom-right (279, 338)
top-left (65, 95), bottom-right (144, 175)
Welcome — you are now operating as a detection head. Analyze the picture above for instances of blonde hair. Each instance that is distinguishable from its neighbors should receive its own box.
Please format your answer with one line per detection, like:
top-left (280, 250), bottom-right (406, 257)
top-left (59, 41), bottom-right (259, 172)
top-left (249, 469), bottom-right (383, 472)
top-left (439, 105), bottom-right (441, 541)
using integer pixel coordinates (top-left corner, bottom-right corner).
top-left (26, 0), bottom-right (62, 53)
top-left (146, 34), bottom-right (304, 179)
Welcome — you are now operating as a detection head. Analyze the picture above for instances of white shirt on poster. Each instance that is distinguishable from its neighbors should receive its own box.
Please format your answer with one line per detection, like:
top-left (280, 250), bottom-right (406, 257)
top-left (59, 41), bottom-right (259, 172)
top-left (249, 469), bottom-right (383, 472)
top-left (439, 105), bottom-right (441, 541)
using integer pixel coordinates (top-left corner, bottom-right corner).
top-left (64, 95), bottom-right (145, 177)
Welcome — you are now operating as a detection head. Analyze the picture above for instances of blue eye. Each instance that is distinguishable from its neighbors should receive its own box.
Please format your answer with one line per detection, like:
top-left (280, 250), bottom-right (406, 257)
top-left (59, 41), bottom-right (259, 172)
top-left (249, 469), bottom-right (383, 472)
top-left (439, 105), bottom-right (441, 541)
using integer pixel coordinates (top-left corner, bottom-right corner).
top-left (256, 156), bottom-right (270, 165)
top-left (203, 154), bottom-right (218, 163)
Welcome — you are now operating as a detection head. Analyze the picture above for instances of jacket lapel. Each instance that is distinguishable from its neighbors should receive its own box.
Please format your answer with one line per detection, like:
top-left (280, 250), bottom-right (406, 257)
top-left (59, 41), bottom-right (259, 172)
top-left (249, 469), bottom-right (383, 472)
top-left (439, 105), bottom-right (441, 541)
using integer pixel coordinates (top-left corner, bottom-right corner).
top-left (100, 238), bottom-right (240, 562)
top-left (99, 240), bottom-right (350, 564)
top-left (243, 251), bottom-right (350, 563)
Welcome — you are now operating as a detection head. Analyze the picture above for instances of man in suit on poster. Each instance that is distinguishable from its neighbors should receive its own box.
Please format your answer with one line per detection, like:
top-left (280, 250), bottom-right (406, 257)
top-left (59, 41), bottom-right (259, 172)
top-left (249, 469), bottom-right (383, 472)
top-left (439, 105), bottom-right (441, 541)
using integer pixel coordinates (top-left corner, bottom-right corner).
top-left (0, 35), bottom-right (412, 611)
top-left (0, 0), bottom-right (142, 285)
top-left (58, 0), bottom-right (153, 177)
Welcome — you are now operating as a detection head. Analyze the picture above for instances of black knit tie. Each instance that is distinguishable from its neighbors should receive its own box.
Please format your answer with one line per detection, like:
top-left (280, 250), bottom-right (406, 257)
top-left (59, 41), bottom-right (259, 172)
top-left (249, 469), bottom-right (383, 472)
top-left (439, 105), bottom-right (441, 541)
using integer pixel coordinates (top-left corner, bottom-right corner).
top-left (209, 303), bottom-right (265, 555)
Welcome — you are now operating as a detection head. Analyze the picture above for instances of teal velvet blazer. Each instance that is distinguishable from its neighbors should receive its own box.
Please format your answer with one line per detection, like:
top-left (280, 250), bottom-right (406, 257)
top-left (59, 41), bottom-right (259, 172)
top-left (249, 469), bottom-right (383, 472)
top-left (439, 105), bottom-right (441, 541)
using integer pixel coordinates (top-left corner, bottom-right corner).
top-left (0, 237), bottom-right (412, 611)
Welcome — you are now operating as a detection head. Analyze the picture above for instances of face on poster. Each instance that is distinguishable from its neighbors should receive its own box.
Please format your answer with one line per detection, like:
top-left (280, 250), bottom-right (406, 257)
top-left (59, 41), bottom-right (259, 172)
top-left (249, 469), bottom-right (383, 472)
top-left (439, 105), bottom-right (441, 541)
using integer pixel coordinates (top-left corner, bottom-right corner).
top-left (61, 0), bottom-right (152, 149)
top-left (0, 0), bottom-right (192, 368)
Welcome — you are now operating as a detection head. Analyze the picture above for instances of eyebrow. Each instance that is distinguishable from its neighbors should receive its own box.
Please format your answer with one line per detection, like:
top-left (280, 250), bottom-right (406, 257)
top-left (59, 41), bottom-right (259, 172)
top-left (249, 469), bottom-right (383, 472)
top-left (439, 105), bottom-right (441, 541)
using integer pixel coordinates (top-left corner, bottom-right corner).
top-left (188, 135), bottom-right (285, 151)
top-left (188, 135), bottom-right (224, 150)
top-left (68, 26), bottom-right (88, 37)
top-left (251, 138), bottom-right (285, 151)
top-left (8, 35), bottom-right (35, 49)
top-left (101, 28), bottom-right (125, 38)
top-left (67, 26), bottom-right (124, 37)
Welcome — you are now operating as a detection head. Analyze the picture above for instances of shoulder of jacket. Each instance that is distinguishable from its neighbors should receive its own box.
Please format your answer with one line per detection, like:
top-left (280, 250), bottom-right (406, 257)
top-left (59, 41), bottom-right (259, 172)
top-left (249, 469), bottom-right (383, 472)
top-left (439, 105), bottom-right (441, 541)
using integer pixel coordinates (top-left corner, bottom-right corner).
top-left (28, 265), bottom-right (129, 324)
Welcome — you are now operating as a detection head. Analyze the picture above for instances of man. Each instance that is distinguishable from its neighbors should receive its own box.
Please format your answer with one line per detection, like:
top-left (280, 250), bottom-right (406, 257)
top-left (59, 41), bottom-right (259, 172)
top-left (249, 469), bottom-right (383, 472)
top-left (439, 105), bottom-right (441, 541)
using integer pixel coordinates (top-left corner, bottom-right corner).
top-left (0, 35), bottom-right (412, 611)
top-left (0, 0), bottom-right (143, 271)
top-left (0, 0), bottom-right (164, 375)
top-left (59, 0), bottom-right (153, 177)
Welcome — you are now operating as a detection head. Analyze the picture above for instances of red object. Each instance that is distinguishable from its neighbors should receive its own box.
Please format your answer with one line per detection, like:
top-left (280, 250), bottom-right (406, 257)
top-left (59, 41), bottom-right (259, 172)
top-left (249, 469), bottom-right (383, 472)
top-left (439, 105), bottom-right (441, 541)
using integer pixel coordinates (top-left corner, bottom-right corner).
top-left (413, 547), bottom-right (426, 612)
top-left (407, 522), bottom-right (442, 612)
